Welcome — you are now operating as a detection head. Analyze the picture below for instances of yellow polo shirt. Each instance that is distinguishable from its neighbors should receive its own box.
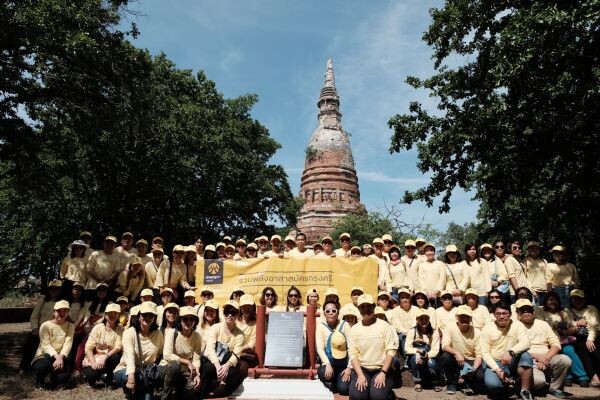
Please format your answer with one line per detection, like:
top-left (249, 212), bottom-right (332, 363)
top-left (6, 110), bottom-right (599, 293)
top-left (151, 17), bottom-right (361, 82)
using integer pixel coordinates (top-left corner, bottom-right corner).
top-left (521, 318), bottom-right (560, 354)
top-left (479, 319), bottom-right (530, 371)
top-left (442, 323), bottom-right (481, 360)
top-left (545, 262), bottom-right (579, 287)
top-left (348, 319), bottom-right (398, 370)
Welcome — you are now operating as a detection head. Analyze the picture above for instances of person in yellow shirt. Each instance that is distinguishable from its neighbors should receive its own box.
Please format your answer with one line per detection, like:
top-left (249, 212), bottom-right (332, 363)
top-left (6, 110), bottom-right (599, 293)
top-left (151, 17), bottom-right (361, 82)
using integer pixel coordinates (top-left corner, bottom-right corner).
top-left (201, 300), bottom-right (246, 398)
top-left (401, 240), bottom-right (421, 293)
top-left (85, 236), bottom-right (122, 299)
top-left (334, 232), bottom-right (352, 258)
top-left (60, 240), bottom-right (88, 298)
top-left (160, 306), bottom-right (203, 400)
top-left (545, 246), bottom-right (579, 310)
top-left (438, 305), bottom-right (482, 395)
top-left (388, 245), bottom-right (410, 294)
top-left (115, 256), bottom-right (147, 303)
top-left (237, 294), bottom-right (258, 376)
top-left (567, 289), bottom-right (600, 387)
top-left (389, 288), bottom-right (416, 366)
top-left (435, 291), bottom-right (457, 332)
top-left (460, 243), bottom-right (492, 305)
top-left (524, 241), bottom-right (549, 306)
top-left (348, 294), bottom-right (397, 400)
top-left (481, 243), bottom-right (511, 305)
top-left (443, 244), bottom-right (465, 304)
top-left (82, 303), bottom-right (123, 388)
top-left (154, 245), bottom-right (191, 303)
top-left (315, 236), bottom-right (337, 258)
top-left (516, 299), bottom-right (571, 397)
top-left (144, 246), bottom-right (167, 292)
top-left (480, 301), bottom-right (534, 400)
top-left (263, 235), bottom-right (286, 258)
top-left (316, 299), bottom-right (352, 395)
top-left (504, 241), bottom-right (528, 301)
top-left (287, 233), bottom-right (315, 258)
top-left (370, 238), bottom-right (390, 291)
top-left (31, 300), bottom-right (75, 389)
top-left (418, 243), bottom-right (446, 307)
top-left (113, 302), bottom-right (164, 399)
top-left (405, 309), bottom-right (442, 392)
top-left (464, 289), bottom-right (492, 329)
top-left (411, 290), bottom-right (437, 329)
top-left (350, 246), bottom-right (363, 259)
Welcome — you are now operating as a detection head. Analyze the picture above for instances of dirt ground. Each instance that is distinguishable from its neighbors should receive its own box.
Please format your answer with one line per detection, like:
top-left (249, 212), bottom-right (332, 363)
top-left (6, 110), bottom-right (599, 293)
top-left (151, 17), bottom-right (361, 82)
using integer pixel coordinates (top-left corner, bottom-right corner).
top-left (1, 322), bottom-right (599, 400)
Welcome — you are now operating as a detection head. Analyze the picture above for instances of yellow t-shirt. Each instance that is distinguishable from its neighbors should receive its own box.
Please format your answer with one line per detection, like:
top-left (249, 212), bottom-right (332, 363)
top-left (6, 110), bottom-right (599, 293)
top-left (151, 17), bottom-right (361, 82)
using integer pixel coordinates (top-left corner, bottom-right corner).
top-left (161, 329), bottom-right (203, 372)
top-left (418, 260), bottom-right (446, 293)
top-left (442, 323), bottom-right (481, 360)
top-left (348, 319), bottom-right (398, 370)
top-left (86, 250), bottom-right (122, 289)
top-left (401, 255), bottom-right (421, 291)
top-left (60, 256), bottom-right (87, 283)
top-left (316, 319), bottom-right (352, 365)
top-left (545, 263), bottom-right (579, 287)
top-left (205, 322), bottom-right (244, 367)
top-left (435, 307), bottom-right (457, 331)
top-left (115, 327), bottom-right (164, 376)
top-left (389, 305), bottom-right (417, 334)
top-left (287, 248), bottom-right (315, 258)
top-left (32, 320), bottom-right (75, 364)
top-left (404, 327), bottom-right (440, 358)
top-left (524, 257), bottom-right (549, 292)
top-left (479, 319), bottom-right (530, 371)
top-left (521, 318), bottom-right (560, 354)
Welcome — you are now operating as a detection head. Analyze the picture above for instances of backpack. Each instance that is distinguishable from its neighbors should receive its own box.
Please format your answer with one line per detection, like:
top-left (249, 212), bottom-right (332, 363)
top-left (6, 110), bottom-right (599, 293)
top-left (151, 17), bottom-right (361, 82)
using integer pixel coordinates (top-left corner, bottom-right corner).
top-left (323, 320), bottom-right (348, 368)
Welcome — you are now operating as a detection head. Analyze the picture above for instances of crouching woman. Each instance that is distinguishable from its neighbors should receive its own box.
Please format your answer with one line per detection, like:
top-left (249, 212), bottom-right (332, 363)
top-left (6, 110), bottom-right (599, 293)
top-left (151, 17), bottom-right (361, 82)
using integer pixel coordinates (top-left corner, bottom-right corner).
top-left (160, 306), bottom-right (203, 400)
top-left (348, 294), bottom-right (398, 400)
top-left (113, 302), bottom-right (164, 400)
top-left (201, 300), bottom-right (247, 398)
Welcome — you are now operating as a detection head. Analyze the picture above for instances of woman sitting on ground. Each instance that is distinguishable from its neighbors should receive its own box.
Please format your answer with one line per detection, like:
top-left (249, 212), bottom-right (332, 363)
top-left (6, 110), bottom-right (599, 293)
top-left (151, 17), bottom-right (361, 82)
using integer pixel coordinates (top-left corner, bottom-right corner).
top-left (196, 299), bottom-right (220, 354)
top-left (316, 300), bottom-right (352, 395)
top-left (201, 300), bottom-right (247, 398)
top-left (405, 309), bottom-right (442, 392)
top-left (567, 289), bottom-right (600, 387)
top-left (160, 306), bottom-right (203, 400)
top-left (31, 300), bottom-right (75, 389)
top-left (113, 302), bottom-right (164, 400)
top-left (82, 303), bottom-right (123, 388)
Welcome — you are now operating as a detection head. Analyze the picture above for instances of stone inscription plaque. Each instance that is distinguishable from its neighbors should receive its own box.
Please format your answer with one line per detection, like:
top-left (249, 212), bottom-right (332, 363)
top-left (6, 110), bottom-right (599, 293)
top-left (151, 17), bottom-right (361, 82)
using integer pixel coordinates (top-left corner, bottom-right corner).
top-left (264, 312), bottom-right (304, 367)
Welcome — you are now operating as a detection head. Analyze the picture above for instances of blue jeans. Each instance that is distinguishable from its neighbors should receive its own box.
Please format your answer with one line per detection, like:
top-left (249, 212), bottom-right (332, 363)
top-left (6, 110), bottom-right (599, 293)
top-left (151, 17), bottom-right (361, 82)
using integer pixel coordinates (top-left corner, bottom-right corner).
top-left (483, 352), bottom-right (533, 395)
top-left (563, 343), bottom-right (589, 381)
top-left (113, 369), bottom-right (154, 400)
top-left (407, 354), bottom-right (440, 383)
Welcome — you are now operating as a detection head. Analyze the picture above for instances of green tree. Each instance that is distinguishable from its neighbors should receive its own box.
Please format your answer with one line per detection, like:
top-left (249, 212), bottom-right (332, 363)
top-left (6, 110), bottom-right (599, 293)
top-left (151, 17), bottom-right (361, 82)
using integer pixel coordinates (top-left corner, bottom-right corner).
top-left (437, 222), bottom-right (488, 254)
top-left (0, 0), bottom-right (296, 294)
top-left (388, 1), bottom-right (600, 296)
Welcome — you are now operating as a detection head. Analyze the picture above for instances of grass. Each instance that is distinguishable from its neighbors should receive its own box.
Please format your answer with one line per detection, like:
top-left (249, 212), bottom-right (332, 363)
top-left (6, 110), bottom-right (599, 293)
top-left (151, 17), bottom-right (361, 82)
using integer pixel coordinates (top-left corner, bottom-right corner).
top-left (0, 291), bottom-right (32, 309)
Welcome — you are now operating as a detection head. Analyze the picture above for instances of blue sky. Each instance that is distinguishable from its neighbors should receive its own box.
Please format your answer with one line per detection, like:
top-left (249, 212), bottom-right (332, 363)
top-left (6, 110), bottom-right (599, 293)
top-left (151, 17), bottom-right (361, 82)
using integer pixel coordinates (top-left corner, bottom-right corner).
top-left (122, 0), bottom-right (478, 232)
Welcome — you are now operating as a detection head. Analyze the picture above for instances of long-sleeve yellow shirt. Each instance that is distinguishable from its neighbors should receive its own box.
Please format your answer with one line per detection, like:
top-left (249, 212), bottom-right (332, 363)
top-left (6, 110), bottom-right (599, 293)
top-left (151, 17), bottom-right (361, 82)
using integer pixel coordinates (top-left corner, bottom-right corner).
top-left (460, 260), bottom-right (492, 296)
top-left (545, 262), bottom-right (579, 287)
top-left (154, 261), bottom-right (188, 289)
top-left (441, 323), bottom-right (480, 360)
top-left (568, 305), bottom-right (599, 342)
top-left (30, 299), bottom-right (56, 331)
top-left (404, 327), bottom-right (440, 359)
top-left (471, 304), bottom-right (493, 329)
top-left (86, 250), bottom-right (122, 289)
top-left (435, 307), bottom-right (457, 331)
top-left (524, 257), bottom-right (549, 292)
top-left (348, 319), bottom-right (398, 370)
top-left (85, 323), bottom-right (124, 356)
top-left (287, 248), bottom-right (315, 258)
top-left (32, 320), bottom-right (74, 364)
top-left (504, 256), bottom-right (527, 291)
top-left (316, 320), bottom-right (352, 365)
top-left (236, 319), bottom-right (256, 350)
top-left (479, 319), bottom-right (530, 371)
top-left (486, 257), bottom-right (509, 283)
top-left (389, 306), bottom-right (418, 334)
top-left (115, 327), bottom-right (164, 376)
top-left (60, 256), bottom-right (87, 283)
top-left (389, 260), bottom-right (411, 290)
top-left (205, 322), bottom-right (244, 367)
top-left (535, 309), bottom-right (575, 332)
top-left (145, 258), bottom-right (169, 288)
top-left (160, 329), bottom-right (203, 372)
top-left (444, 262), bottom-right (466, 292)
top-left (401, 255), bottom-right (421, 291)
top-left (116, 269), bottom-right (146, 300)
top-left (418, 260), bottom-right (446, 294)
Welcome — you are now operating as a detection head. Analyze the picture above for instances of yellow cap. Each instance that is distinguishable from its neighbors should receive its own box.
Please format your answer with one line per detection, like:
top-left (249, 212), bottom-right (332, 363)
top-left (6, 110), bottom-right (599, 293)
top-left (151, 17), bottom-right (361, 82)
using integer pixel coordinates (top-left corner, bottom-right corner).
top-left (284, 235), bottom-right (295, 243)
top-left (225, 244), bottom-right (235, 251)
top-left (374, 306), bottom-right (386, 315)
top-left (270, 235), bottom-right (282, 242)
top-left (527, 241), bottom-right (540, 248)
top-left (350, 286), bottom-right (364, 294)
top-left (172, 244), bottom-right (186, 252)
top-left (135, 239), bottom-right (148, 246)
top-left (185, 245), bottom-right (197, 253)
top-left (377, 291), bottom-right (391, 299)
top-left (464, 288), bottom-right (478, 297)
top-left (350, 246), bottom-right (362, 253)
top-left (104, 235), bottom-right (118, 243)
top-left (139, 302), bottom-right (157, 315)
top-left (404, 239), bottom-right (416, 247)
top-left (236, 239), bottom-right (247, 246)
top-left (160, 287), bottom-right (174, 295)
top-left (340, 232), bottom-right (351, 239)
top-left (412, 289), bottom-right (427, 297)
top-left (204, 244), bottom-right (216, 252)
top-left (357, 294), bottom-right (374, 307)
top-left (415, 238), bottom-right (426, 244)
top-left (48, 279), bottom-right (62, 288)
top-left (325, 288), bottom-right (339, 297)
top-left (372, 237), bottom-right (384, 245)
top-left (239, 294), bottom-right (255, 307)
top-left (200, 286), bottom-right (214, 294)
top-left (53, 300), bottom-right (70, 310)
top-left (224, 300), bottom-right (240, 310)
top-left (515, 299), bottom-right (533, 309)
top-left (140, 289), bottom-right (153, 297)
top-left (423, 243), bottom-right (435, 251)
top-left (480, 243), bottom-right (493, 250)
top-left (151, 246), bottom-right (164, 254)
top-left (130, 256), bottom-right (143, 266)
top-left (223, 236), bottom-right (232, 242)
top-left (164, 302), bottom-right (180, 311)
top-left (96, 282), bottom-right (108, 290)
top-left (329, 330), bottom-right (348, 359)
top-left (105, 303), bottom-right (121, 314)
top-left (382, 234), bottom-right (393, 242)
top-left (306, 287), bottom-right (319, 296)
top-left (340, 303), bottom-right (360, 319)
top-left (247, 243), bottom-right (258, 250)
top-left (456, 305), bottom-right (473, 317)
top-left (215, 242), bottom-right (225, 249)
top-left (552, 245), bottom-right (566, 253)
top-left (397, 288), bottom-right (411, 296)
top-left (179, 306), bottom-right (198, 319)
top-left (116, 295), bottom-right (129, 303)
top-left (321, 236), bottom-right (333, 244)
top-left (204, 299), bottom-right (219, 310)
top-left (570, 289), bottom-right (585, 298)
top-left (257, 235), bottom-right (268, 242)
top-left (440, 290), bottom-right (453, 299)
top-left (445, 244), bottom-right (458, 253)
top-left (122, 232), bottom-right (133, 238)
top-left (232, 286), bottom-right (244, 293)
top-left (415, 309), bottom-right (430, 319)
top-left (184, 290), bottom-right (196, 298)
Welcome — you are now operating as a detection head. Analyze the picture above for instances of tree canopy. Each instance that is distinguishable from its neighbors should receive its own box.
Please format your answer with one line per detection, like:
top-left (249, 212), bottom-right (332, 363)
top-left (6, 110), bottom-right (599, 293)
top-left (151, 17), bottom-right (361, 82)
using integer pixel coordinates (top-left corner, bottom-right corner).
top-left (0, 0), bottom-right (296, 293)
top-left (388, 0), bottom-right (600, 294)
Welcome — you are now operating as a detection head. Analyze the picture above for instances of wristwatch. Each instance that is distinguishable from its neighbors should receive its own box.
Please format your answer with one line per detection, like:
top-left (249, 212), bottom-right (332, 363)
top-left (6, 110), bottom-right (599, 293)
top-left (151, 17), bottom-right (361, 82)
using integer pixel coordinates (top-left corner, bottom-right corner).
top-left (508, 350), bottom-right (516, 357)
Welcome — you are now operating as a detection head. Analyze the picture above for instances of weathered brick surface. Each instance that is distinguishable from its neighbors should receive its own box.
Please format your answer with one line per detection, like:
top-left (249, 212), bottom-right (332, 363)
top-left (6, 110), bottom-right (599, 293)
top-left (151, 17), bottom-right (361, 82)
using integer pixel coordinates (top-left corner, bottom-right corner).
top-left (297, 59), bottom-right (365, 243)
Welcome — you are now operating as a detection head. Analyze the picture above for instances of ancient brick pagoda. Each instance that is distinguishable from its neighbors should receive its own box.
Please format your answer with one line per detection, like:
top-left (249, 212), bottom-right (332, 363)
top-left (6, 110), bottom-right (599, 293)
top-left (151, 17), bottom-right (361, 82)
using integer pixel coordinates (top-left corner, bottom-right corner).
top-left (296, 59), bottom-right (366, 243)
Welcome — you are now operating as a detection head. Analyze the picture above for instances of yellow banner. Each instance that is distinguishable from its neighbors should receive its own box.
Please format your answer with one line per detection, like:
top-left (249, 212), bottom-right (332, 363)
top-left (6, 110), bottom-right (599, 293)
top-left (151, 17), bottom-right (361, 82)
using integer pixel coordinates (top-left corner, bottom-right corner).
top-left (195, 257), bottom-right (378, 306)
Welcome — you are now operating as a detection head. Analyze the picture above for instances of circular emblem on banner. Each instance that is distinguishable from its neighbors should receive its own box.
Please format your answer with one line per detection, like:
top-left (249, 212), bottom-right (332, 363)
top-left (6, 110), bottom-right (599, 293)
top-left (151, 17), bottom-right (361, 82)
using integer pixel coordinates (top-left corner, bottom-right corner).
top-left (208, 262), bottom-right (220, 275)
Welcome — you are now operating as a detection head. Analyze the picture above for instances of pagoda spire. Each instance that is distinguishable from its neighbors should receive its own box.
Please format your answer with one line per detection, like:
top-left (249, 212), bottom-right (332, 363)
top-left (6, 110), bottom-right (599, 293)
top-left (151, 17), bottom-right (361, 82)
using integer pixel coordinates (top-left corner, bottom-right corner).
top-left (317, 58), bottom-right (341, 126)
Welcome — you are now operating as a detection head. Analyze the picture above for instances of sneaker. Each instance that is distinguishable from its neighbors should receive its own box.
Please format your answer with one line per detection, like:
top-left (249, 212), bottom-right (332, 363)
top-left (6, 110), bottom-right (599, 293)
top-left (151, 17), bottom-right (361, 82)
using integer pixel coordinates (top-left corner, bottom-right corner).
top-left (579, 380), bottom-right (590, 388)
top-left (463, 382), bottom-right (475, 396)
top-left (564, 379), bottom-right (572, 387)
top-left (520, 389), bottom-right (534, 400)
top-left (548, 389), bottom-right (569, 398)
top-left (447, 384), bottom-right (457, 394)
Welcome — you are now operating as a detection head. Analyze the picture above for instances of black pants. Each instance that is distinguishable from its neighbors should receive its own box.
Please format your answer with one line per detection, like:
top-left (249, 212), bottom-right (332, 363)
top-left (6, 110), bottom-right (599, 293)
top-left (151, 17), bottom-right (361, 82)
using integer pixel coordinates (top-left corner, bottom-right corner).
top-left (574, 338), bottom-right (600, 377)
top-left (349, 367), bottom-right (394, 400)
top-left (32, 354), bottom-right (72, 386)
top-left (438, 351), bottom-right (479, 387)
top-left (82, 353), bottom-right (121, 386)
top-left (317, 363), bottom-right (351, 395)
top-left (161, 360), bottom-right (201, 400)
top-left (200, 360), bottom-right (246, 398)
top-left (19, 332), bottom-right (40, 371)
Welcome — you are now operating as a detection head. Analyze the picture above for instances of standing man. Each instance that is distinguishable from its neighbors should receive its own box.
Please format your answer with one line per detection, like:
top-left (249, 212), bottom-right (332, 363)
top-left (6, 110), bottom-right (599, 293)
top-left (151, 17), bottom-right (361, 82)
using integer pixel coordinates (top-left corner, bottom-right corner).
top-left (315, 236), bottom-right (336, 258)
top-left (480, 302), bottom-right (534, 400)
top-left (283, 236), bottom-right (296, 255)
top-left (79, 231), bottom-right (94, 262)
top-left (264, 235), bottom-right (285, 258)
top-left (256, 236), bottom-right (269, 258)
top-left (195, 238), bottom-right (205, 259)
top-left (524, 242), bottom-right (549, 306)
top-left (516, 299), bottom-right (571, 398)
top-left (401, 240), bottom-right (421, 292)
top-left (287, 233), bottom-right (315, 258)
top-left (85, 236), bottom-right (121, 299)
top-left (382, 234), bottom-right (394, 262)
top-left (335, 233), bottom-right (352, 258)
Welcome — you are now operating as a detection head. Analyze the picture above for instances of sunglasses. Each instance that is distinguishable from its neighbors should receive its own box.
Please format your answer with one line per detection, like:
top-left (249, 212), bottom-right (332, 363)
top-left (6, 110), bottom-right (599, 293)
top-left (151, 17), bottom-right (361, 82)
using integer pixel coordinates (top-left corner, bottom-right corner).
top-left (519, 307), bottom-right (534, 314)
top-left (495, 245), bottom-right (504, 249)
top-left (248, 249), bottom-right (256, 252)
top-left (341, 238), bottom-right (350, 242)
top-left (201, 292), bottom-right (212, 297)
top-left (489, 295), bottom-right (501, 299)
top-left (324, 309), bottom-right (338, 314)
top-left (288, 293), bottom-right (299, 298)
top-left (181, 317), bottom-right (196, 323)
top-left (224, 309), bottom-right (239, 316)
top-left (512, 246), bottom-right (522, 250)
top-left (264, 293), bottom-right (274, 297)
top-left (141, 313), bottom-right (155, 319)
top-left (405, 246), bottom-right (416, 249)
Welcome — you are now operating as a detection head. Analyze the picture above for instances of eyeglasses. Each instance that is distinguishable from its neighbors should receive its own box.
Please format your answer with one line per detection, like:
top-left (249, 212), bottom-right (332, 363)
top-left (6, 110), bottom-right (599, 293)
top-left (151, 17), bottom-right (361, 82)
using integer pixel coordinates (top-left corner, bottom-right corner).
top-left (324, 309), bottom-right (338, 314)
top-left (288, 293), bottom-right (299, 298)
top-left (264, 293), bottom-right (274, 297)
top-left (494, 311), bottom-right (510, 317)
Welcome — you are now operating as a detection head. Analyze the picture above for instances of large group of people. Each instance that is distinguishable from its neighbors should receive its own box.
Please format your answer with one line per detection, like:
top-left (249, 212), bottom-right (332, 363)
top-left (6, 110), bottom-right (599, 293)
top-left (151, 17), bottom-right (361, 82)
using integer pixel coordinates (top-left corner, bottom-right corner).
top-left (17, 230), bottom-right (600, 400)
